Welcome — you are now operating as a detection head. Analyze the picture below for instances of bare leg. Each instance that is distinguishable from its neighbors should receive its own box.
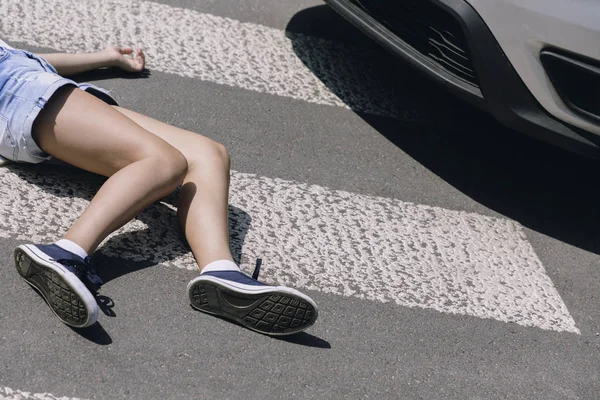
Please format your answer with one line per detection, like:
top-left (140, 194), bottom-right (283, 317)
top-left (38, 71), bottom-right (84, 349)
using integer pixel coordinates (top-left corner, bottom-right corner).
top-left (109, 107), bottom-right (320, 336)
top-left (112, 106), bottom-right (233, 269)
top-left (24, 88), bottom-right (320, 333)
top-left (33, 87), bottom-right (188, 253)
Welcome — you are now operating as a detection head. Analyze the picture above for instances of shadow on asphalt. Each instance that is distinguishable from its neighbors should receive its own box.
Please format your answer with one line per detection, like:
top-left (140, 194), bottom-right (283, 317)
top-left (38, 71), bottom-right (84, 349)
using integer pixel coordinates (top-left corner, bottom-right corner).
top-left (286, 5), bottom-right (600, 256)
top-left (71, 322), bottom-right (113, 345)
top-left (273, 331), bottom-right (332, 348)
top-left (70, 67), bottom-right (152, 82)
top-left (206, 312), bottom-right (331, 348)
top-left (93, 202), bottom-right (252, 283)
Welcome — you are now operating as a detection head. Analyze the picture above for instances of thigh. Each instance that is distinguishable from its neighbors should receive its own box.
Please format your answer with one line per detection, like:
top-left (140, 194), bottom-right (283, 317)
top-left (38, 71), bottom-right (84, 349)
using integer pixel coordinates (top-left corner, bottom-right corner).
top-left (111, 106), bottom-right (225, 165)
top-left (33, 86), bottom-right (178, 177)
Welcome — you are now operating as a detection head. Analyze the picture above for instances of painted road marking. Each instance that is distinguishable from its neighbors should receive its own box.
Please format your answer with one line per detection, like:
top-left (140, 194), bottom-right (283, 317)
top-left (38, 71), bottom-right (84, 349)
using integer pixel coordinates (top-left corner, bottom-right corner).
top-left (0, 386), bottom-right (84, 400)
top-left (0, 165), bottom-right (579, 333)
top-left (0, 0), bottom-right (427, 122)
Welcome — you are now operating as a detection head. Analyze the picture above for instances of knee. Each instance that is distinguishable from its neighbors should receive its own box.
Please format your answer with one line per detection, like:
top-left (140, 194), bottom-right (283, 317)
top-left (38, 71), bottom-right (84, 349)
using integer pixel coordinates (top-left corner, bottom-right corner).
top-left (152, 147), bottom-right (188, 190)
top-left (166, 148), bottom-right (189, 185)
top-left (188, 140), bottom-right (230, 174)
top-left (212, 141), bottom-right (230, 170)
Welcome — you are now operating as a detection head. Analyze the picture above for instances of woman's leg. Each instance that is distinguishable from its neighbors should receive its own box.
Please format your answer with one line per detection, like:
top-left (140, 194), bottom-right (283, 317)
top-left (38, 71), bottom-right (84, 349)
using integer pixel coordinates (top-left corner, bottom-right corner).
top-left (33, 87), bottom-right (188, 253)
top-left (16, 86), bottom-right (187, 328)
top-left (111, 106), bottom-right (232, 269)
top-left (110, 106), bottom-right (319, 336)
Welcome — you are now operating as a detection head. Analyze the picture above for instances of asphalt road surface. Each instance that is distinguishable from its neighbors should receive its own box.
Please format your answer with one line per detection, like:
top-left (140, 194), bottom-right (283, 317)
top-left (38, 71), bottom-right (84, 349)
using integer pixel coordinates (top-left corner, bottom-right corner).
top-left (0, 0), bottom-right (599, 399)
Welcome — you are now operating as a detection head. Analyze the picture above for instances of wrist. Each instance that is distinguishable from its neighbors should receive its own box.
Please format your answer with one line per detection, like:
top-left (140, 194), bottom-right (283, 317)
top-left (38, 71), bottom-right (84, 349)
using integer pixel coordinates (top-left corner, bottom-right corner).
top-left (98, 48), bottom-right (118, 68)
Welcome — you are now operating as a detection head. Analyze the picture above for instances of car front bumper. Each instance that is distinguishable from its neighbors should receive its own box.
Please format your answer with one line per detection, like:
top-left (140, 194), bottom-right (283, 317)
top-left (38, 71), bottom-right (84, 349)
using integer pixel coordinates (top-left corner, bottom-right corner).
top-left (466, 0), bottom-right (600, 137)
top-left (325, 0), bottom-right (600, 158)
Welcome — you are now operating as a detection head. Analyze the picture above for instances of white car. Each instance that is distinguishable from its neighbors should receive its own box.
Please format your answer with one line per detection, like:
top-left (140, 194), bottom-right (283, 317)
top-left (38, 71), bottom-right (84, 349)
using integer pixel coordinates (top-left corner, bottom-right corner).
top-left (325, 0), bottom-right (600, 157)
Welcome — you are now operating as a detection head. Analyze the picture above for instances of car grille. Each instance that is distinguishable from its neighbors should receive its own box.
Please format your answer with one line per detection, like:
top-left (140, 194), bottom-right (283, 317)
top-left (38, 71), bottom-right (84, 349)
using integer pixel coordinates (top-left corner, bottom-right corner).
top-left (349, 0), bottom-right (479, 87)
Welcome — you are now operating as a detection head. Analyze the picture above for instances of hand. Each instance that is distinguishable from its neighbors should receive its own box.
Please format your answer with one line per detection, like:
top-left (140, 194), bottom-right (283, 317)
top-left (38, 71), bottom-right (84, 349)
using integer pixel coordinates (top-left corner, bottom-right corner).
top-left (103, 45), bottom-right (145, 72)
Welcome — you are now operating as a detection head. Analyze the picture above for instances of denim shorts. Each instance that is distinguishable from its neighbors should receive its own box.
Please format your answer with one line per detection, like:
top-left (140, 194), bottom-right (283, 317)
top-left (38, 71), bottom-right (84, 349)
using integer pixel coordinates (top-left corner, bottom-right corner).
top-left (0, 45), bottom-right (118, 164)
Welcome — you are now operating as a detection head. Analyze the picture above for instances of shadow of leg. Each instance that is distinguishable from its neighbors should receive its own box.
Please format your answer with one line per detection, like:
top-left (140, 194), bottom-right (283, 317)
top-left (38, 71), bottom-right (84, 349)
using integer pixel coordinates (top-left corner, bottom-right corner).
top-left (229, 205), bottom-right (253, 265)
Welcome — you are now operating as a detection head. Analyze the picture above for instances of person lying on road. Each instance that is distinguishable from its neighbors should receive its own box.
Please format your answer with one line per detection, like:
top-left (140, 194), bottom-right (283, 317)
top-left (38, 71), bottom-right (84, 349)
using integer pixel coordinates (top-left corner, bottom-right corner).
top-left (0, 40), bottom-right (317, 335)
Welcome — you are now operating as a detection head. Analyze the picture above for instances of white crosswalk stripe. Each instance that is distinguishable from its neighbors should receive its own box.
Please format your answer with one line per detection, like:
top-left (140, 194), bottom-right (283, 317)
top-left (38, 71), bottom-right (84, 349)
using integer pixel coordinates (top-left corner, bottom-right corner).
top-left (0, 386), bottom-right (84, 400)
top-left (0, 0), bottom-right (423, 122)
top-left (0, 166), bottom-right (579, 333)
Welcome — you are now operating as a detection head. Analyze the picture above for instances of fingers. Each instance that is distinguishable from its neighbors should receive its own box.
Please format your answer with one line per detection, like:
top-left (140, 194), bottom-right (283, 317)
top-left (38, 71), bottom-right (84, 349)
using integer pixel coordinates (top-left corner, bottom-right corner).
top-left (107, 45), bottom-right (146, 72)
top-left (134, 48), bottom-right (145, 70)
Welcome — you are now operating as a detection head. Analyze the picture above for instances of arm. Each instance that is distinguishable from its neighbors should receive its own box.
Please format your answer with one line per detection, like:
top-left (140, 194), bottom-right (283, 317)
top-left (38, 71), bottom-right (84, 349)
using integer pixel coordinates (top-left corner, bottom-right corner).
top-left (37, 45), bottom-right (145, 76)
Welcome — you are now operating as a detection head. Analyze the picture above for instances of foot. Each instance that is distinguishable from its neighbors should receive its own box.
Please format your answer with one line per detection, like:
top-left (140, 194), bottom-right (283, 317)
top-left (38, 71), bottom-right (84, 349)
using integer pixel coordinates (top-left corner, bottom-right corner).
top-left (187, 261), bottom-right (318, 336)
top-left (14, 244), bottom-right (103, 328)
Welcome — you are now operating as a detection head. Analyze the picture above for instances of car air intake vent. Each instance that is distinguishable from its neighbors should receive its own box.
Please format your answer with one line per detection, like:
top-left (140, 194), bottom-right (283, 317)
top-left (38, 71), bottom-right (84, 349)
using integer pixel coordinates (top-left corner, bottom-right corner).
top-left (349, 0), bottom-right (479, 87)
top-left (541, 50), bottom-right (600, 124)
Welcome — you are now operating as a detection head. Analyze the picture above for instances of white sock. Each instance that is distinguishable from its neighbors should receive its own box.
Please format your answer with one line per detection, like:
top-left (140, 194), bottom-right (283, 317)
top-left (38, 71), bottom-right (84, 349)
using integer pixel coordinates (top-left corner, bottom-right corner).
top-left (202, 260), bottom-right (240, 273)
top-left (55, 239), bottom-right (88, 259)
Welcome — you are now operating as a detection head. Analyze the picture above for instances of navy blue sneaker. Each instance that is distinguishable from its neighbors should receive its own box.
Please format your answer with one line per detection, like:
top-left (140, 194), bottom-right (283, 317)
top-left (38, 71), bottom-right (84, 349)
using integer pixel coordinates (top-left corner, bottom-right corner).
top-left (187, 260), bottom-right (318, 335)
top-left (14, 244), bottom-right (102, 328)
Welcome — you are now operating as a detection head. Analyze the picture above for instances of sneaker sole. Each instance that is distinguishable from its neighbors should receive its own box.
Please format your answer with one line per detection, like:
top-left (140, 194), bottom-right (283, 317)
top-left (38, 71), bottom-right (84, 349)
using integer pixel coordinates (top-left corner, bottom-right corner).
top-left (14, 245), bottom-right (98, 328)
top-left (188, 276), bottom-right (318, 336)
